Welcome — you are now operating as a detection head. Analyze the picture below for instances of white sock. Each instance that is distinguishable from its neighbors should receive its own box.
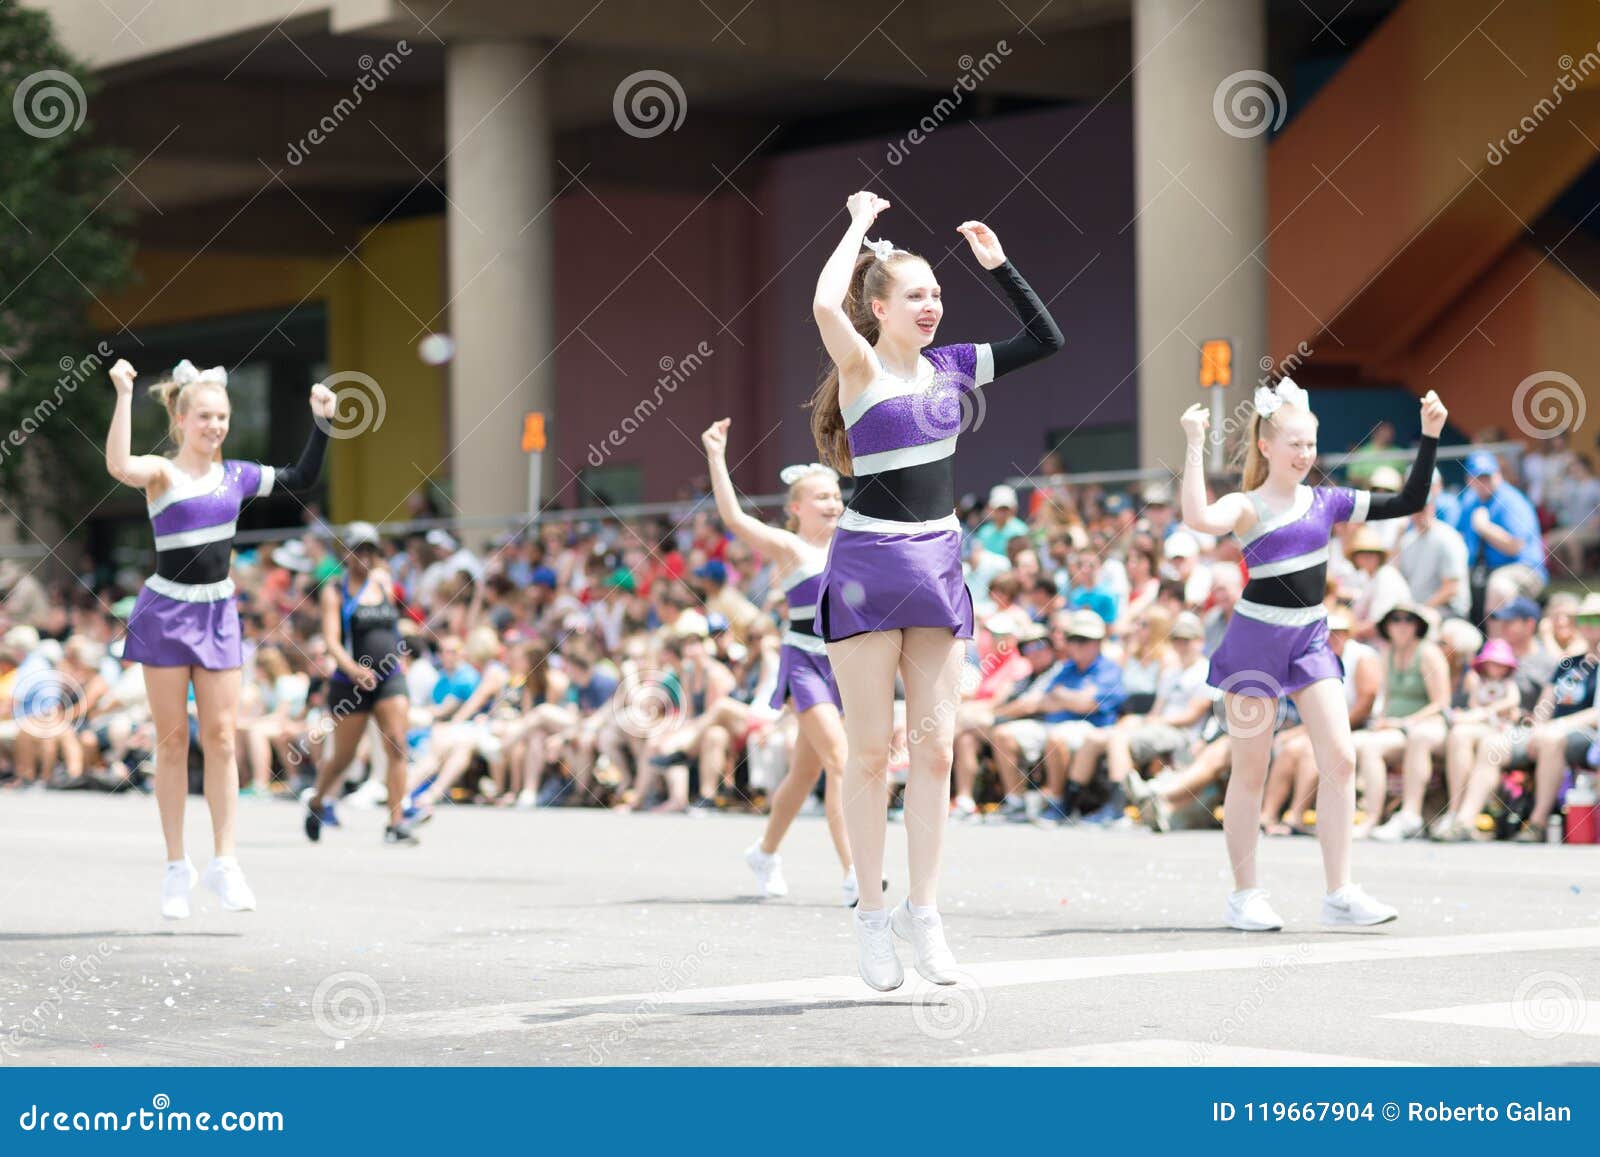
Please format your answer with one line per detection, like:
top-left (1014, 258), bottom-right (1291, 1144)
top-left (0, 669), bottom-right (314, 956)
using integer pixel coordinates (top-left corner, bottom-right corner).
top-left (166, 858), bottom-right (189, 872)
top-left (856, 907), bottom-right (890, 929)
top-left (1004, 793), bottom-right (1023, 806)
top-left (909, 902), bottom-right (940, 924)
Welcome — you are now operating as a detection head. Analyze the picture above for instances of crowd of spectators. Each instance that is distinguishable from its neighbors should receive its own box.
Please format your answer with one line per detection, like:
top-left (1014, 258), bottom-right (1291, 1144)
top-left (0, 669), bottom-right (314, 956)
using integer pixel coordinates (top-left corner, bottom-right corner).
top-left (2, 423), bottom-right (1598, 845)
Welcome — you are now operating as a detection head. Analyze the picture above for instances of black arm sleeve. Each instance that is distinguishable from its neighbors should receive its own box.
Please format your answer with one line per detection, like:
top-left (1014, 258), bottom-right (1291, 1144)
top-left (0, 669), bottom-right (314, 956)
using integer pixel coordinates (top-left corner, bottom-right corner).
top-left (272, 425), bottom-right (329, 494)
top-left (1365, 435), bottom-right (1439, 521)
top-left (986, 260), bottom-right (1065, 379)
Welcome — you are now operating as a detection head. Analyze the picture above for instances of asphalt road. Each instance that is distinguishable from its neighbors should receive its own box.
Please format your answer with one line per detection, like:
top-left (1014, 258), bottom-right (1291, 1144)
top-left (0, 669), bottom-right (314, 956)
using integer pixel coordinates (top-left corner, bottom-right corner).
top-left (1, 792), bottom-right (1595, 1066)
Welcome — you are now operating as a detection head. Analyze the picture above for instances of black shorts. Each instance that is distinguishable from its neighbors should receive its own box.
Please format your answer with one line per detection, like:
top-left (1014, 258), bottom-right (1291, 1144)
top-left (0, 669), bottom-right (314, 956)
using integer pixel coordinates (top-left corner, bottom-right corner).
top-left (326, 673), bottom-right (408, 716)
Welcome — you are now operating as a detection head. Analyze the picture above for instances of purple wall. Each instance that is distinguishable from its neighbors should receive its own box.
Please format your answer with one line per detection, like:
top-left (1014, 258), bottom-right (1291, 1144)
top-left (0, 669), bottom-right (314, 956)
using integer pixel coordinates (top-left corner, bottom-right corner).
top-left (764, 102), bottom-right (1137, 495)
top-left (554, 101), bottom-right (1136, 503)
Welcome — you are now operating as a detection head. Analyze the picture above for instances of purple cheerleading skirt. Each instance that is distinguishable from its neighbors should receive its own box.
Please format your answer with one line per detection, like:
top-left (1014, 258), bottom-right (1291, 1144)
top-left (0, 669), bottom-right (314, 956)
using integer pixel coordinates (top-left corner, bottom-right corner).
top-left (1205, 611), bottom-right (1342, 698)
top-left (122, 586), bottom-right (243, 670)
top-left (815, 518), bottom-right (974, 642)
top-left (770, 641), bottom-right (842, 713)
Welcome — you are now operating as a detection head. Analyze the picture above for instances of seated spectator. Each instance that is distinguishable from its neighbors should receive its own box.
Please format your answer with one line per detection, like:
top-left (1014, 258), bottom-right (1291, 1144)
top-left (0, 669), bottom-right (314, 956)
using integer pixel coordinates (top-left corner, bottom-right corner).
top-left (1360, 604), bottom-right (1452, 840)
top-left (1343, 527), bottom-right (1412, 640)
top-left (1427, 637), bottom-right (1523, 840)
top-left (1542, 450), bottom-right (1600, 578)
top-left (1103, 609), bottom-right (1212, 798)
top-left (1392, 473), bottom-right (1470, 620)
top-left (951, 616), bottom-right (1054, 818)
top-left (1063, 550), bottom-right (1118, 625)
top-left (1162, 531), bottom-right (1211, 606)
top-left (1114, 543), bottom-right (1162, 637)
top-left (1452, 451), bottom-right (1548, 613)
top-left (1538, 592), bottom-right (1588, 659)
top-left (975, 485), bottom-right (1029, 556)
top-left (1037, 610), bottom-right (1127, 823)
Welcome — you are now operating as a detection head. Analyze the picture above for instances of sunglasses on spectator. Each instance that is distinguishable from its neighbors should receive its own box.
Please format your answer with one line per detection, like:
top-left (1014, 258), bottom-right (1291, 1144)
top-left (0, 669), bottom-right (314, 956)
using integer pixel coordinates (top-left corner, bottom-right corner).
top-left (1065, 634), bottom-right (1096, 644)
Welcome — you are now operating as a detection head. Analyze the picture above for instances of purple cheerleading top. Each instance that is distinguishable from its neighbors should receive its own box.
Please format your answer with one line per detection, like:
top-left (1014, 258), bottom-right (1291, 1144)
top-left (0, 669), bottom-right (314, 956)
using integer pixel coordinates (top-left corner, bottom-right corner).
top-left (144, 459), bottom-right (278, 604)
top-left (1233, 484), bottom-right (1372, 628)
top-left (777, 542), bottom-right (828, 655)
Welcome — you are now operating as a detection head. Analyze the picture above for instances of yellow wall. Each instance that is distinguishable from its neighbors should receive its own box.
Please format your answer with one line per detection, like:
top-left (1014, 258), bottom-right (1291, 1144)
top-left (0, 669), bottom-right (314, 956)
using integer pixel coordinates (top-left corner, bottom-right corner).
top-left (94, 216), bottom-right (447, 524)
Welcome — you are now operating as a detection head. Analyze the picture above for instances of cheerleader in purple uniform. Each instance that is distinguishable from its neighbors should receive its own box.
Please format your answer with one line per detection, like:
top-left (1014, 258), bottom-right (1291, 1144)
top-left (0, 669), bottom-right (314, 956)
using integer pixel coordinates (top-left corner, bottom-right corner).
top-left (105, 357), bottom-right (334, 920)
top-left (701, 420), bottom-right (858, 904)
top-left (809, 191), bottom-right (1063, 990)
top-left (1176, 379), bottom-right (1447, 932)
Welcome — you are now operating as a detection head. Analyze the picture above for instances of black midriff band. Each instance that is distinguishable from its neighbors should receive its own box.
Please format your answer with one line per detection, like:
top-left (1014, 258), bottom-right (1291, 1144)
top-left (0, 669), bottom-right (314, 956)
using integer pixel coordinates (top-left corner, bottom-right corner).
top-left (154, 540), bottom-right (233, 586)
top-left (1242, 564), bottom-right (1328, 609)
top-left (845, 460), bottom-right (954, 524)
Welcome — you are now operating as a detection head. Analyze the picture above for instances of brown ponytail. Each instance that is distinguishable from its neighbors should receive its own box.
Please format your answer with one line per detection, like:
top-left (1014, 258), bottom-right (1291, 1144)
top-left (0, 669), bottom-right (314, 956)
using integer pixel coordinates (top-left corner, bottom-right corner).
top-left (806, 248), bottom-right (920, 476)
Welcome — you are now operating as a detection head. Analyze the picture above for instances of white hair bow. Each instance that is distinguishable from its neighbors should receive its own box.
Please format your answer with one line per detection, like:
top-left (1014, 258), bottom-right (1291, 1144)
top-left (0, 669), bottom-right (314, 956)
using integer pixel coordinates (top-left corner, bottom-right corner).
top-left (780, 463), bottom-right (838, 486)
top-left (1255, 376), bottom-right (1309, 418)
top-left (863, 237), bottom-right (896, 262)
top-left (172, 359), bottom-right (228, 388)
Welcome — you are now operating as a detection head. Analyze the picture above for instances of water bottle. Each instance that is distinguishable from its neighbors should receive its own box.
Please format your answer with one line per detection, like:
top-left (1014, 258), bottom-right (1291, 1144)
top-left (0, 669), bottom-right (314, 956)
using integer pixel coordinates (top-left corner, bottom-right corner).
top-left (1546, 814), bottom-right (1563, 845)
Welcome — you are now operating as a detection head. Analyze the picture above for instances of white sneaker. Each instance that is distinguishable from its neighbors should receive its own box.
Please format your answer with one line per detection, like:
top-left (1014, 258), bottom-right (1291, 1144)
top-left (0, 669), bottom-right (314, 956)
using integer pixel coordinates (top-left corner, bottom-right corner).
top-left (853, 909), bottom-right (904, 991)
top-left (1371, 811), bottom-right (1424, 842)
top-left (160, 859), bottom-right (198, 920)
top-left (890, 900), bottom-right (960, 984)
top-left (1225, 888), bottom-right (1284, 931)
top-left (202, 857), bottom-right (257, 912)
top-left (1321, 882), bottom-right (1397, 926)
top-left (743, 843), bottom-right (788, 898)
top-left (841, 867), bottom-right (860, 908)
top-left (1125, 771), bottom-right (1172, 833)
top-left (515, 789), bottom-right (536, 810)
top-left (951, 796), bottom-right (978, 822)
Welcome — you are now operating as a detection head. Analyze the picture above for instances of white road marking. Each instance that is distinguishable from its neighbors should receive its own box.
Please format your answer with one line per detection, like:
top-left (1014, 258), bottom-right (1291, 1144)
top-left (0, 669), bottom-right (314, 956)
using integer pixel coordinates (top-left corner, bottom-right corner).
top-left (375, 925), bottom-right (1600, 1040)
top-left (958, 1040), bottom-right (1415, 1066)
top-left (1382, 1002), bottom-right (1600, 1036)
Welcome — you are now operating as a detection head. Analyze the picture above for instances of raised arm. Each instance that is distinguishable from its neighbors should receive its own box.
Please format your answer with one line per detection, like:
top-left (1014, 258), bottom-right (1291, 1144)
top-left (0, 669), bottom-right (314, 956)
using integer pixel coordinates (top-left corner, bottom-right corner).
top-left (812, 192), bottom-right (884, 388)
top-left (103, 360), bottom-right (168, 490)
top-left (701, 419), bottom-right (798, 567)
top-left (957, 222), bottom-right (1064, 378)
top-left (1360, 392), bottom-right (1446, 522)
top-left (1178, 404), bottom-right (1251, 537)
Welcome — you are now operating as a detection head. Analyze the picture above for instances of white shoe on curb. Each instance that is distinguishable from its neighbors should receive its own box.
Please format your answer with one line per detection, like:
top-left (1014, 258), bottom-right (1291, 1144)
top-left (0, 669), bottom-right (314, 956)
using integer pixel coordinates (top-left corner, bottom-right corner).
top-left (160, 859), bottom-right (198, 920)
top-left (744, 843), bottom-right (788, 898)
top-left (203, 857), bottom-right (257, 912)
top-left (890, 900), bottom-right (960, 984)
top-left (1321, 882), bottom-right (1397, 926)
top-left (854, 909), bottom-right (904, 991)
top-left (1225, 888), bottom-right (1284, 931)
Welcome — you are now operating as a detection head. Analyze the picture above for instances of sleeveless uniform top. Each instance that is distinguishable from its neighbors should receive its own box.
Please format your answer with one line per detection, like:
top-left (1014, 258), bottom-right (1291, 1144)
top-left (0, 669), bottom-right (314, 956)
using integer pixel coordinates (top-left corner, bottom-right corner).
top-left (778, 541), bottom-right (829, 655)
top-left (146, 460), bottom-right (278, 603)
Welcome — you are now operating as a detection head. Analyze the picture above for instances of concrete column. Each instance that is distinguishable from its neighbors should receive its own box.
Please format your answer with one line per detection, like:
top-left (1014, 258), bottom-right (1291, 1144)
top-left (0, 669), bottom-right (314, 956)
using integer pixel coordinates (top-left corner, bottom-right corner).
top-left (1132, 0), bottom-right (1268, 479)
top-left (445, 40), bottom-right (553, 537)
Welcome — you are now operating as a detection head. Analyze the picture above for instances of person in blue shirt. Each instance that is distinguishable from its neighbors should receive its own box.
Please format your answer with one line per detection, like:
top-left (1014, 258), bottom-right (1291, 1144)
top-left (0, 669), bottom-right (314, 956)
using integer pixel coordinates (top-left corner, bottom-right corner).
top-left (1451, 451), bottom-right (1548, 612)
top-left (427, 636), bottom-right (481, 714)
top-left (1063, 550), bottom-right (1119, 625)
top-left (973, 484), bottom-right (1030, 557)
top-left (1038, 610), bottom-right (1126, 822)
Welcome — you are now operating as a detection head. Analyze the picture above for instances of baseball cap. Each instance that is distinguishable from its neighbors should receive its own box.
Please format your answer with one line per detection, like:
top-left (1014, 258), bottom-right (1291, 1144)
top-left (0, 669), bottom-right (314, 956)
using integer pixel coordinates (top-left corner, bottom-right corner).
top-left (1064, 609), bottom-right (1106, 640)
top-left (988, 484), bottom-right (1019, 510)
top-left (1165, 531), bottom-right (1200, 559)
top-left (693, 560), bottom-right (728, 584)
top-left (1369, 466), bottom-right (1403, 493)
top-left (1171, 611), bottom-right (1204, 640)
top-left (530, 566), bottom-right (558, 589)
top-left (985, 613), bottom-right (1019, 638)
top-left (1490, 596), bottom-right (1541, 621)
top-left (1103, 493), bottom-right (1131, 515)
top-left (1464, 452), bottom-right (1499, 478)
top-left (425, 529), bottom-right (459, 551)
top-left (1142, 482), bottom-right (1173, 506)
top-left (344, 521), bottom-right (380, 549)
